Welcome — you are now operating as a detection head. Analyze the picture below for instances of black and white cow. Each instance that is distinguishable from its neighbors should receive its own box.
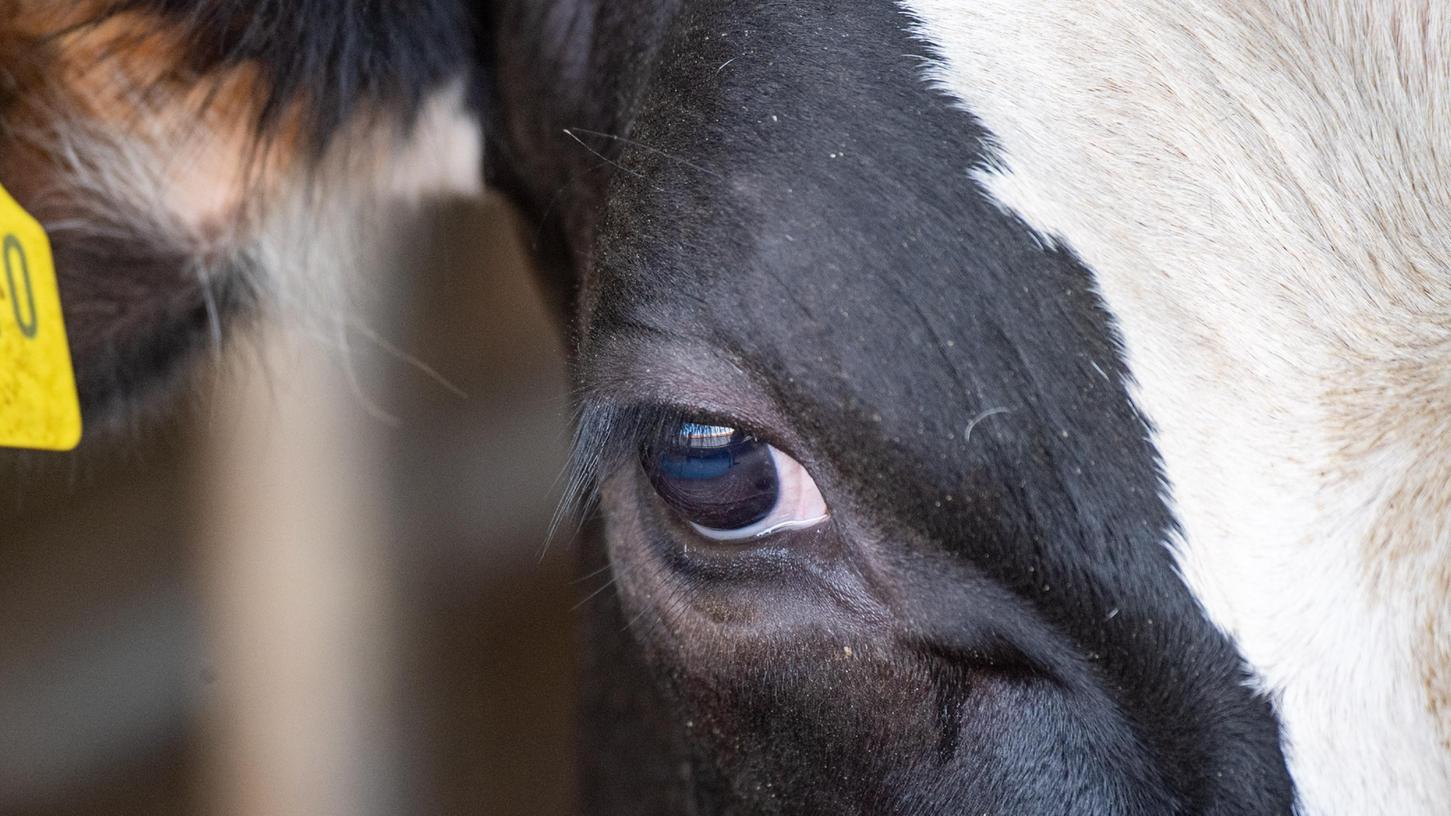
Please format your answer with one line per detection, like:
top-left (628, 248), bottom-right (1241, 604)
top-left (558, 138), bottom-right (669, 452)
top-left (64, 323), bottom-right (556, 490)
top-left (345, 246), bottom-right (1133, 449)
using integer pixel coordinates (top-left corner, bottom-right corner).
top-left (5, 1), bottom-right (1447, 813)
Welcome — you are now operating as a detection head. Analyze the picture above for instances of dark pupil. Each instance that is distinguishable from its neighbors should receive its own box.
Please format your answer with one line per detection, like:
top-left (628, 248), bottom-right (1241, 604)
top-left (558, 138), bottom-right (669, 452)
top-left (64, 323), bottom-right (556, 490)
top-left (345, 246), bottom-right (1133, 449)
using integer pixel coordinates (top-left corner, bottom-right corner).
top-left (643, 422), bottom-right (780, 531)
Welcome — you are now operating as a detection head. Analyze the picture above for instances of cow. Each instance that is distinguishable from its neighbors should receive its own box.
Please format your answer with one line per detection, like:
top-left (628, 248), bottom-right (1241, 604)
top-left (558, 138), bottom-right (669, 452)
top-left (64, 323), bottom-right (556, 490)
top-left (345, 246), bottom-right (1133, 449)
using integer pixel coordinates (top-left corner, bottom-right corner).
top-left (4, 1), bottom-right (1448, 814)
top-left (0, 1), bottom-right (483, 419)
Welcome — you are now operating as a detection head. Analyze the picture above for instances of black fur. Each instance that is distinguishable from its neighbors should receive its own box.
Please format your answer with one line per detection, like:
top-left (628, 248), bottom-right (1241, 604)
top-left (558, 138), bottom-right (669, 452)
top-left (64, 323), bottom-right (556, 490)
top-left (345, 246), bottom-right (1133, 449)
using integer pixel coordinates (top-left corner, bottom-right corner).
top-left (116, 0), bottom-right (476, 148)
top-left (55, 223), bottom-right (253, 418)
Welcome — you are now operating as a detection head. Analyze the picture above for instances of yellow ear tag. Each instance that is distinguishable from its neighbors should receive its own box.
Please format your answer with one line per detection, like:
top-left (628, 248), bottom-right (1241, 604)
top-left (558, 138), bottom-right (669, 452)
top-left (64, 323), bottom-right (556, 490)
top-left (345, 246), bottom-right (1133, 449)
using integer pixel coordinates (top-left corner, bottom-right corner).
top-left (0, 180), bottom-right (81, 451)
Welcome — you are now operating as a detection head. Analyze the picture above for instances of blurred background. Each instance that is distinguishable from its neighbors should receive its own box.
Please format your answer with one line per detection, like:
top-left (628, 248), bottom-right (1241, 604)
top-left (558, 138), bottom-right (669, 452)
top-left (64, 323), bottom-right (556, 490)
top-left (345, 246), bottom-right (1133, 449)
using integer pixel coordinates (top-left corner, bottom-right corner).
top-left (0, 197), bottom-right (578, 815)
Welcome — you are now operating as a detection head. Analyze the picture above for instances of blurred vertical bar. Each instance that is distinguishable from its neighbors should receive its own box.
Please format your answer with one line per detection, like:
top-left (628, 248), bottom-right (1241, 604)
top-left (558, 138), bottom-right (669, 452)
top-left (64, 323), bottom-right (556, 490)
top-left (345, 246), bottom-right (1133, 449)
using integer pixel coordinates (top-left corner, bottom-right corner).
top-left (384, 199), bottom-right (576, 815)
top-left (195, 250), bottom-right (406, 815)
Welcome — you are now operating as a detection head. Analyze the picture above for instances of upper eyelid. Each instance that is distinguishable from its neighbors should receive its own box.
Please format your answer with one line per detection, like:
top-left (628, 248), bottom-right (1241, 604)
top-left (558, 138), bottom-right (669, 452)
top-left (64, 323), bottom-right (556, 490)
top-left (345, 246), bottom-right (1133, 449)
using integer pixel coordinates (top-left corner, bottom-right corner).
top-left (577, 335), bottom-right (790, 441)
top-left (578, 402), bottom-right (774, 474)
top-left (564, 338), bottom-right (807, 515)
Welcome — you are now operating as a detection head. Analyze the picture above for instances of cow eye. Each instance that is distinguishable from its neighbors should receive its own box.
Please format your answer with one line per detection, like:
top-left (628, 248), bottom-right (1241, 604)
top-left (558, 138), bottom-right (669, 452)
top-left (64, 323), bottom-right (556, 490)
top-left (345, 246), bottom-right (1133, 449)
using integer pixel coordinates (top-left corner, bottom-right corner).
top-left (641, 421), bottom-right (829, 541)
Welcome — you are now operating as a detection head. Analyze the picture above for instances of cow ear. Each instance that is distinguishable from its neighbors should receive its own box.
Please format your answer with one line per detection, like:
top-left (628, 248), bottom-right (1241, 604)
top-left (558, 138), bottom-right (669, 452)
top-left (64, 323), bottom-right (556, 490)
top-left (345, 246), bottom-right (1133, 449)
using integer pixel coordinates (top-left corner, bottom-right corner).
top-left (0, 2), bottom-right (484, 417)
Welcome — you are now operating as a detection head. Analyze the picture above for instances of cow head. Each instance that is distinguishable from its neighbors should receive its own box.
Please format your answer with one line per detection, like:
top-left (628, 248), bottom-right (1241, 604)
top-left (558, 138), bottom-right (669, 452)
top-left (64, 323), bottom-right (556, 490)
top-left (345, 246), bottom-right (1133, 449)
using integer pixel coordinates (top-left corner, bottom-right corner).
top-left (496, 1), bottom-right (1450, 813)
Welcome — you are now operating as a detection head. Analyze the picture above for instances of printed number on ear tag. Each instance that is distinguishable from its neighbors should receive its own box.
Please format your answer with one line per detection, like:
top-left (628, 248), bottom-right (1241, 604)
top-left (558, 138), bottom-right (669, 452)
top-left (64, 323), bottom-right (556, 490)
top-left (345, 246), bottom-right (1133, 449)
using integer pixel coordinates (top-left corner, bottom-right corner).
top-left (0, 181), bottom-right (81, 451)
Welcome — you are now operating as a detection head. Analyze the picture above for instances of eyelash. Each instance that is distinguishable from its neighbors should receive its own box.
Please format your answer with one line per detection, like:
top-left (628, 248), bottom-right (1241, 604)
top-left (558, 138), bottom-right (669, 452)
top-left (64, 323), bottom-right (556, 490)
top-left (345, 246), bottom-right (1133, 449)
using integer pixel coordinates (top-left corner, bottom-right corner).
top-left (562, 402), bottom-right (791, 519)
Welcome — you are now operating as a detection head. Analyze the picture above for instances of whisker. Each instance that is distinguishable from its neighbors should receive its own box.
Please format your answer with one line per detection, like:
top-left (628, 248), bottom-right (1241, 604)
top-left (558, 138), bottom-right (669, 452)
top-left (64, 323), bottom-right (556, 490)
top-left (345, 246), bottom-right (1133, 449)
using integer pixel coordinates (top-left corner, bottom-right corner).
top-left (572, 569), bottom-right (623, 612)
top-left (964, 407), bottom-right (1011, 445)
top-left (564, 127), bottom-right (724, 180)
top-left (573, 559), bottom-right (618, 586)
top-left (346, 320), bottom-right (468, 399)
top-left (197, 259), bottom-right (224, 364)
top-left (332, 320), bottom-right (401, 428)
top-left (562, 128), bottom-right (650, 183)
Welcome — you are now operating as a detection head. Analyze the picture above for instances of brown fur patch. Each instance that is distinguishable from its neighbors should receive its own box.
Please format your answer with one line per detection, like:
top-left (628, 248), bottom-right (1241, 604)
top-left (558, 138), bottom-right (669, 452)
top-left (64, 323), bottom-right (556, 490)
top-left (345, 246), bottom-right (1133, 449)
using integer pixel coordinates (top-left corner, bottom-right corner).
top-left (0, 3), bottom-right (303, 236)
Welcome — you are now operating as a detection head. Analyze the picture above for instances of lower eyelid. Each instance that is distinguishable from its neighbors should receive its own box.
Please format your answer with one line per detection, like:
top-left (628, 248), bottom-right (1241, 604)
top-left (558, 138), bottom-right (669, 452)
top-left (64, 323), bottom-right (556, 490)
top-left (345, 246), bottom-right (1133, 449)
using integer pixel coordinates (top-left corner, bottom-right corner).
top-left (689, 513), bottom-right (831, 542)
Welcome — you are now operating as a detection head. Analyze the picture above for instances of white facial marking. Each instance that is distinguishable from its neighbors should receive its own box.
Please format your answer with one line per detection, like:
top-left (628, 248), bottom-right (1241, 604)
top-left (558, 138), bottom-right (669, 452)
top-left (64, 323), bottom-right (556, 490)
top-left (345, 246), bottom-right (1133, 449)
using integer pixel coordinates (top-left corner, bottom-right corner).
top-left (898, 1), bottom-right (1451, 812)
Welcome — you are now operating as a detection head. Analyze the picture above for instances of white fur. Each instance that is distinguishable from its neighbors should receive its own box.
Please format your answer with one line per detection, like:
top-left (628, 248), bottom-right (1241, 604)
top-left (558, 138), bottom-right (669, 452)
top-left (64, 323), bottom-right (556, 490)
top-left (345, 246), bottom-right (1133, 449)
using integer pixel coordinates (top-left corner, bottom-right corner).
top-left (897, 1), bottom-right (1451, 812)
top-left (246, 81), bottom-right (484, 341)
